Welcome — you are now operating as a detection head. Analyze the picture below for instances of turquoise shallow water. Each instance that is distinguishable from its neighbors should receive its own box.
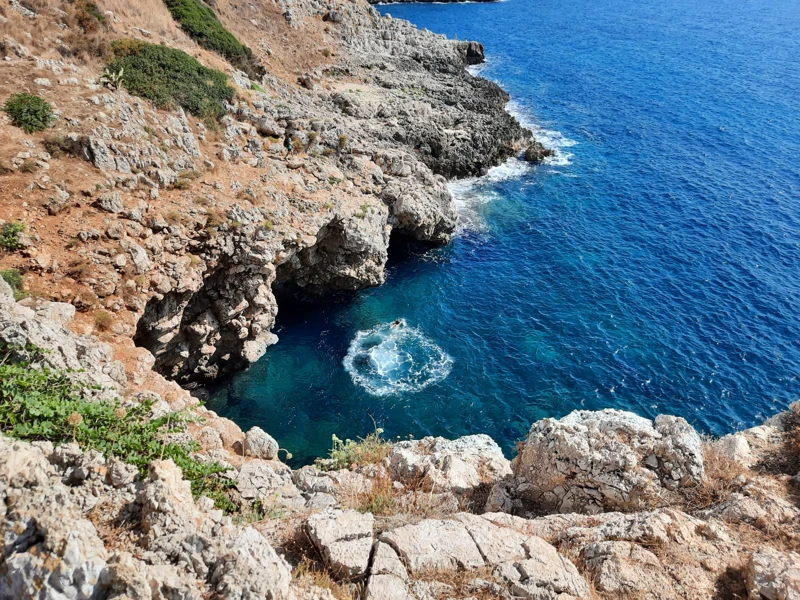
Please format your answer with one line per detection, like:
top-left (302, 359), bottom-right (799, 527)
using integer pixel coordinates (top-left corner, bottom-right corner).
top-left (209, 0), bottom-right (800, 466)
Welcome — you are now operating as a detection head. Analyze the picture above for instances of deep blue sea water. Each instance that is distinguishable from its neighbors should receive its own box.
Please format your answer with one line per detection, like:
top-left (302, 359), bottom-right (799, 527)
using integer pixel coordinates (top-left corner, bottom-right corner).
top-left (209, 0), bottom-right (800, 465)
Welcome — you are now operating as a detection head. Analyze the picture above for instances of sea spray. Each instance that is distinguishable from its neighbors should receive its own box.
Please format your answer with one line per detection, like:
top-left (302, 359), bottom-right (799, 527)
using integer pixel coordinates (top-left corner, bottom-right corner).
top-left (343, 320), bottom-right (453, 396)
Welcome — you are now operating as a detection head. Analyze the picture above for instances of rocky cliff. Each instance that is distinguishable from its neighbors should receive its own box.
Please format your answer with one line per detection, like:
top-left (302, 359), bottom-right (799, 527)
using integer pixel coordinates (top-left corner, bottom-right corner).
top-left (0, 0), bottom-right (531, 386)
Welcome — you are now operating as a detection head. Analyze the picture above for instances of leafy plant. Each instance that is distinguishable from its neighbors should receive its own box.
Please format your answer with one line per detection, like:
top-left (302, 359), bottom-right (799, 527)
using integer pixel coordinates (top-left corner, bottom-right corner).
top-left (1, 221), bottom-right (27, 251)
top-left (107, 41), bottom-right (235, 119)
top-left (162, 0), bottom-right (265, 80)
top-left (250, 82), bottom-right (265, 93)
top-left (0, 269), bottom-right (25, 300)
top-left (0, 343), bottom-right (235, 511)
top-left (99, 67), bottom-right (124, 90)
top-left (3, 94), bottom-right (54, 133)
top-left (315, 427), bottom-right (392, 471)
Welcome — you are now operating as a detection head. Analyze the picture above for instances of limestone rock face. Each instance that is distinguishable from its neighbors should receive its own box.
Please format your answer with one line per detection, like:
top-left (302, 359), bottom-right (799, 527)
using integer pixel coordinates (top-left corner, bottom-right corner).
top-left (0, 437), bottom-right (110, 600)
top-left (747, 548), bottom-right (800, 600)
top-left (494, 537), bottom-right (591, 600)
top-left (237, 460), bottom-right (306, 508)
top-left (583, 540), bottom-right (678, 599)
top-left (380, 518), bottom-right (485, 573)
top-left (388, 434), bottom-right (512, 496)
top-left (510, 409), bottom-right (704, 513)
top-left (306, 509), bottom-right (374, 580)
top-left (245, 426), bottom-right (280, 459)
top-left (0, 292), bottom-right (127, 392)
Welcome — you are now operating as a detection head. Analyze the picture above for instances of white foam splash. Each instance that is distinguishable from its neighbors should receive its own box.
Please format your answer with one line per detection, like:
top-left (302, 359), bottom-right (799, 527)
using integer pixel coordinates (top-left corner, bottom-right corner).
top-left (343, 320), bottom-right (453, 396)
top-left (448, 158), bottom-right (532, 233)
top-left (506, 99), bottom-right (577, 167)
top-left (446, 97), bottom-right (577, 233)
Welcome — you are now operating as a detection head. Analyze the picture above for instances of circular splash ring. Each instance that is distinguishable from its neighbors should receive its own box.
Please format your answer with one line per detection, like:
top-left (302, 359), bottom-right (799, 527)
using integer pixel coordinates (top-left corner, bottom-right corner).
top-left (343, 320), bottom-right (453, 396)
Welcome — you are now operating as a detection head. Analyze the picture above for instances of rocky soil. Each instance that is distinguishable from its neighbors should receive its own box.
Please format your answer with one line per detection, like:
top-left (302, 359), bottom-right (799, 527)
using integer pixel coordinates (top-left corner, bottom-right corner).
top-left (1, 0), bottom-right (799, 599)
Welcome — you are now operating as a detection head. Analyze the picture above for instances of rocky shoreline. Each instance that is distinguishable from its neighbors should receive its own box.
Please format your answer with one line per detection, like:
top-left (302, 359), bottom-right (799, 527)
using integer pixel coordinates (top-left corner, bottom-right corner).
top-left (1, 0), bottom-right (799, 598)
top-left (3, 275), bottom-right (800, 599)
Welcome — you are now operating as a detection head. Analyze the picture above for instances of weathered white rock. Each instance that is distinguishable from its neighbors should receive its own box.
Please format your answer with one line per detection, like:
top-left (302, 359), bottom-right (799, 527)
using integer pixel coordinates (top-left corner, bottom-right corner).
top-left (307, 509), bottom-right (374, 580)
top-left (494, 536), bottom-right (590, 600)
top-left (511, 409), bottom-right (704, 513)
top-left (747, 548), bottom-right (800, 600)
top-left (584, 540), bottom-right (677, 598)
top-left (365, 542), bottom-right (409, 600)
top-left (0, 437), bottom-right (110, 600)
top-left (388, 434), bottom-right (511, 495)
top-left (379, 518), bottom-right (484, 573)
top-left (245, 426), bottom-right (279, 459)
top-left (94, 191), bottom-right (124, 213)
top-left (717, 432), bottom-right (753, 467)
top-left (237, 460), bottom-right (306, 508)
top-left (454, 513), bottom-right (528, 565)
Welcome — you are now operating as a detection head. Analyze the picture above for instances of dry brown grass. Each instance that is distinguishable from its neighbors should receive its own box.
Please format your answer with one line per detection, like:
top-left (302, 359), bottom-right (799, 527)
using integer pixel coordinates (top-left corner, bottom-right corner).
top-left (94, 309), bottom-right (115, 331)
top-left (413, 565), bottom-right (501, 600)
top-left (679, 441), bottom-right (748, 512)
top-left (292, 558), bottom-right (361, 600)
top-left (95, 0), bottom-right (187, 41)
top-left (339, 473), bottom-right (464, 527)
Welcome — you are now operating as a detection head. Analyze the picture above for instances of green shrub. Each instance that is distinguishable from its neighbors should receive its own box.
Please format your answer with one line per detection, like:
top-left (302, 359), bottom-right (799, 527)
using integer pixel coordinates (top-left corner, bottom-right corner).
top-left (1, 221), bottom-right (26, 251)
top-left (3, 94), bottom-right (54, 133)
top-left (0, 343), bottom-right (236, 511)
top-left (162, 0), bottom-right (265, 80)
top-left (315, 427), bottom-right (392, 471)
top-left (0, 269), bottom-right (24, 300)
top-left (107, 41), bottom-right (235, 119)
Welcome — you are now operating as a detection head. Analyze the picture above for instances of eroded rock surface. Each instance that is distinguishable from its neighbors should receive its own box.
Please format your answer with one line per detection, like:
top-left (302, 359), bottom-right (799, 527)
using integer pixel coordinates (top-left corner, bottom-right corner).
top-left (508, 409), bottom-right (704, 513)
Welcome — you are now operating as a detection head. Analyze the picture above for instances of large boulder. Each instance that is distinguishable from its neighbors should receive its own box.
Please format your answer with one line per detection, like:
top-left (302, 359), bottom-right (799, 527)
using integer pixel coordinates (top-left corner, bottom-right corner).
top-left (306, 509), bottom-right (374, 580)
top-left (510, 409), bottom-right (704, 513)
top-left (387, 434), bottom-right (511, 496)
top-left (0, 437), bottom-right (110, 600)
top-left (244, 426), bottom-right (279, 459)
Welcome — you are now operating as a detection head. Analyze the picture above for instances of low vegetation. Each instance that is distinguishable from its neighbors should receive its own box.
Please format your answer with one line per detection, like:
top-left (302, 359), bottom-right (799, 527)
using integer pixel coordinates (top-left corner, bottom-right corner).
top-left (0, 269), bottom-right (25, 300)
top-left (162, 0), bottom-right (265, 80)
top-left (315, 427), bottom-right (393, 471)
top-left (0, 343), bottom-right (235, 511)
top-left (1, 221), bottom-right (27, 251)
top-left (3, 94), bottom-right (54, 133)
top-left (107, 40), bottom-right (234, 120)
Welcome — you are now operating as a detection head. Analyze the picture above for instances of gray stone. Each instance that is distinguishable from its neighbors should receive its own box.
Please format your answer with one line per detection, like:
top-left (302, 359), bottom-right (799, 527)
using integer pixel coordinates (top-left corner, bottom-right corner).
top-left (307, 509), bottom-right (374, 580)
top-left (94, 192), bottom-right (124, 213)
top-left (245, 426), bottom-right (279, 460)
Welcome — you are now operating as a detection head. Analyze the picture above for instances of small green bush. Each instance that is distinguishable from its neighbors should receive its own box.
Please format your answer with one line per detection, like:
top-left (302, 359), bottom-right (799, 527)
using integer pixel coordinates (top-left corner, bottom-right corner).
top-left (3, 94), bottom-right (54, 133)
top-left (0, 343), bottom-right (236, 511)
top-left (1, 221), bottom-right (26, 251)
top-left (107, 41), bottom-right (235, 119)
top-left (0, 269), bottom-right (24, 300)
top-left (163, 0), bottom-right (265, 80)
top-left (315, 428), bottom-right (392, 471)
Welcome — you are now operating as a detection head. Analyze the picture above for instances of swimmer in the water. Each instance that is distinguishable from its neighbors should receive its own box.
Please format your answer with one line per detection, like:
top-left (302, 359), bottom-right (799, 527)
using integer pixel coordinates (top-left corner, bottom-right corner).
top-left (391, 319), bottom-right (404, 329)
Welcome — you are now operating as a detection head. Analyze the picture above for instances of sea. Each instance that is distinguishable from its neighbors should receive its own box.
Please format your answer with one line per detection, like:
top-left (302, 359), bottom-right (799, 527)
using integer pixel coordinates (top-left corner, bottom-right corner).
top-left (208, 0), bottom-right (800, 466)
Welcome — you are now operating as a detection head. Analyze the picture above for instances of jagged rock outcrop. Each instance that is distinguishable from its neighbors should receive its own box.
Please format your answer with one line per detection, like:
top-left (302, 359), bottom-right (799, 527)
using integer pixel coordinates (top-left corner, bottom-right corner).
top-left (505, 409), bottom-right (704, 513)
top-left (387, 434), bottom-right (511, 496)
top-left (0, 280), bottom-right (127, 392)
top-left (0, 436), bottom-right (294, 600)
top-left (747, 548), bottom-right (800, 600)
